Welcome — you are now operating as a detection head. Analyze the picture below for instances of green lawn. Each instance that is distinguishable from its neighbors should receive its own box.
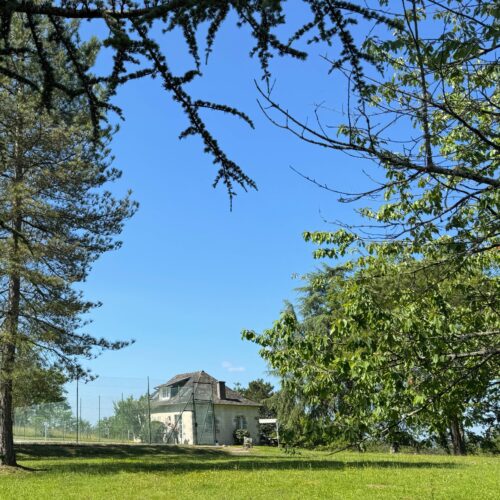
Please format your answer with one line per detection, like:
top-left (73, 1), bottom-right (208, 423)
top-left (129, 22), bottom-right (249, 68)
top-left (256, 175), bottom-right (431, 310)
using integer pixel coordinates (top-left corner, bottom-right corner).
top-left (1, 444), bottom-right (498, 499)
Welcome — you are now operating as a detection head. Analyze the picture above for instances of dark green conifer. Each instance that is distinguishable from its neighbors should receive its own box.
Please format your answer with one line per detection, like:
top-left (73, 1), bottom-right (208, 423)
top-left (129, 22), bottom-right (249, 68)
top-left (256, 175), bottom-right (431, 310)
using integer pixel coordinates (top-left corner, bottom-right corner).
top-left (0, 18), bottom-right (136, 466)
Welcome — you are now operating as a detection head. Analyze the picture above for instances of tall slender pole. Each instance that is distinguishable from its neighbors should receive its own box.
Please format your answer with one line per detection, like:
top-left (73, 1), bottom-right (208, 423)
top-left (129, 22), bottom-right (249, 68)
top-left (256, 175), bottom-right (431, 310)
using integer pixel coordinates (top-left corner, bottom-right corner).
top-left (192, 391), bottom-right (197, 445)
top-left (98, 395), bottom-right (101, 442)
top-left (75, 379), bottom-right (78, 443)
top-left (211, 399), bottom-right (216, 445)
top-left (80, 398), bottom-right (82, 440)
top-left (121, 393), bottom-right (124, 442)
top-left (147, 377), bottom-right (152, 444)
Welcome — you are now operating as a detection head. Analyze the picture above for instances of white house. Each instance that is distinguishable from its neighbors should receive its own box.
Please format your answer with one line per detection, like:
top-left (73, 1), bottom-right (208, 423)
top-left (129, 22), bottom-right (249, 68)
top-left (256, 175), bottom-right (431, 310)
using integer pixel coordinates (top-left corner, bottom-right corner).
top-left (150, 371), bottom-right (260, 445)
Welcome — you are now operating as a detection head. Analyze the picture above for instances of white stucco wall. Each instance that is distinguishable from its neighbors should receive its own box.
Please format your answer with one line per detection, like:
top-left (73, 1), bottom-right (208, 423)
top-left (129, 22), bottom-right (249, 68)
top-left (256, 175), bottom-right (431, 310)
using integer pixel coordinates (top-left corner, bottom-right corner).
top-left (151, 405), bottom-right (260, 445)
top-left (151, 410), bottom-right (194, 445)
top-left (214, 405), bottom-right (260, 445)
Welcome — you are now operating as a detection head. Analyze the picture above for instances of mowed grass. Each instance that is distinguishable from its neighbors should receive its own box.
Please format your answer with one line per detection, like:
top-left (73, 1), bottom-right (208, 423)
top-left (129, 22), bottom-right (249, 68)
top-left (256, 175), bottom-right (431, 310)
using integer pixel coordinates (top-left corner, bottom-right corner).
top-left (0, 444), bottom-right (498, 499)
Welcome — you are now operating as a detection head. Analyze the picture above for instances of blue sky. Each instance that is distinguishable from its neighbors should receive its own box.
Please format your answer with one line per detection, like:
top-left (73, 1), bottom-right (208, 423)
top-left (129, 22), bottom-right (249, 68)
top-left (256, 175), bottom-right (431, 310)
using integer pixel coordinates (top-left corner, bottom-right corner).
top-left (73, 6), bottom-right (378, 406)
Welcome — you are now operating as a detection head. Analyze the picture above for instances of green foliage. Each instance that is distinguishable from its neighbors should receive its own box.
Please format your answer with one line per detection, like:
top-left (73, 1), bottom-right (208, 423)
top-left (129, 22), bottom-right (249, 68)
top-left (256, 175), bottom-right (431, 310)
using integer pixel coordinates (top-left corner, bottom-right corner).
top-left (142, 420), bottom-right (166, 444)
top-left (14, 401), bottom-right (80, 437)
top-left (243, 250), bottom-right (499, 453)
top-left (245, 0), bottom-right (499, 455)
top-left (12, 343), bottom-right (67, 408)
top-left (240, 379), bottom-right (274, 407)
top-left (265, 1), bottom-right (498, 258)
top-left (100, 395), bottom-right (150, 442)
top-left (0, 16), bottom-right (137, 382)
top-left (239, 378), bottom-right (277, 444)
top-left (233, 428), bottom-right (250, 445)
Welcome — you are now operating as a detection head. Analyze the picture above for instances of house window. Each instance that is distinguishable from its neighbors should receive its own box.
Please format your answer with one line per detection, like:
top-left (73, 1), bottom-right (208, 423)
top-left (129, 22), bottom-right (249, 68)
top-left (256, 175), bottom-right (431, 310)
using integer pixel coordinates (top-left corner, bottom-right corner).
top-left (235, 415), bottom-right (247, 430)
top-left (160, 384), bottom-right (181, 400)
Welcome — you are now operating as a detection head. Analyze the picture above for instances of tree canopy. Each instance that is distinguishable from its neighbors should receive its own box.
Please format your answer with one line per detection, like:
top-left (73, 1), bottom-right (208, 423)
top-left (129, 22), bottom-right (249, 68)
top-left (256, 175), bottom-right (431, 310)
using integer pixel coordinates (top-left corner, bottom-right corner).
top-left (100, 395), bottom-right (153, 442)
top-left (260, 0), bottom-right (498, 256)
top-left (243, 250), bottom-right (499, 453)
top-left (244, 1), bottom-right (498, 454)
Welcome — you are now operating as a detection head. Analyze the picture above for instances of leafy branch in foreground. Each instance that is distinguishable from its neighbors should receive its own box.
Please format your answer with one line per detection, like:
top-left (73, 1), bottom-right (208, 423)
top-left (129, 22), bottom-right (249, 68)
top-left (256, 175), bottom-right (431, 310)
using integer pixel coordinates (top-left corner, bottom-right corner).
top-left (258, 0), bottom-right (498, 256)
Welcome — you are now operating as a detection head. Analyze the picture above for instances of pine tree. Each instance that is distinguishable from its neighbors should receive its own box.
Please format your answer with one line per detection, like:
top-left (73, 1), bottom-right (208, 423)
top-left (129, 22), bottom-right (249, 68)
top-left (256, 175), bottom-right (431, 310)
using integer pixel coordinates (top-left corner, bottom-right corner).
top-left (0, 18), bottom-right (136, 466)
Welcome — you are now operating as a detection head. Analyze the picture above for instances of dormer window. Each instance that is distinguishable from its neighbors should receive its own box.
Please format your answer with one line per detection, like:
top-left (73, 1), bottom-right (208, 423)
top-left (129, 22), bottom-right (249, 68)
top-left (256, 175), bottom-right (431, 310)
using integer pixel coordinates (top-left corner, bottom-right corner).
top-left (160, 384), bottom-right (180, 400)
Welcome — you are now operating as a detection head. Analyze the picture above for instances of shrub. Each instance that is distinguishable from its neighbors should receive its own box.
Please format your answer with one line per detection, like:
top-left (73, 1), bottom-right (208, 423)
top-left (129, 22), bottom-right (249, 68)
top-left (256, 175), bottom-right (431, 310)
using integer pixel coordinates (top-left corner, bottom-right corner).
top-left (233, 428), bottom-right (250, 445)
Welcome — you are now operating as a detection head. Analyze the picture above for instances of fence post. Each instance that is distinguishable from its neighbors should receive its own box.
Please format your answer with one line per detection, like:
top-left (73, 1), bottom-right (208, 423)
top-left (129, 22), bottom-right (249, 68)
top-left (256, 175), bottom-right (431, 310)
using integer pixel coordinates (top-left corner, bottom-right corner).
top-left (98, 395), bottom-right (101, 442)
top-left (147, 377), bottom-right (152, 444)
top-left (121, 393), bottom-right (124, 442)
top-left (76, 377), bottom-right (79, 444)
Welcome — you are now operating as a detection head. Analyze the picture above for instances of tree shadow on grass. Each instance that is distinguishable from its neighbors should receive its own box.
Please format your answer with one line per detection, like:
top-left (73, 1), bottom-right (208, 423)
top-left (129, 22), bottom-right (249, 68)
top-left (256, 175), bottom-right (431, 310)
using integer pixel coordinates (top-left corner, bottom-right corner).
top-left (46, 459), bottom-right (461, 475)
top-left (15, 444), bottom-right (462, 475)
top-left (16, 443), bottom-right (225, 460)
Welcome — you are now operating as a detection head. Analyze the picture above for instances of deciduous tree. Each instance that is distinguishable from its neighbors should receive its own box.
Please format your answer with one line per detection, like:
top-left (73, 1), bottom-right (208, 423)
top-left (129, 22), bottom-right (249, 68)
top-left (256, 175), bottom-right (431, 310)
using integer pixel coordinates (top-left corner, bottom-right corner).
top-left (244, 1), bottom-right (499, 453)
top-left (244, 251), bottom-right (499, 454)
top-left (260, 0), bottom-right (498, 256)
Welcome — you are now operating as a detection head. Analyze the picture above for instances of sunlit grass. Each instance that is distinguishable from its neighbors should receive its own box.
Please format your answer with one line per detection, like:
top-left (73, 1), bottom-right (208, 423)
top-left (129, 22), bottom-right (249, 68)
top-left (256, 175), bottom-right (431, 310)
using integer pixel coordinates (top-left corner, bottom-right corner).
top-left (0, 444), bottom-right (498, 499)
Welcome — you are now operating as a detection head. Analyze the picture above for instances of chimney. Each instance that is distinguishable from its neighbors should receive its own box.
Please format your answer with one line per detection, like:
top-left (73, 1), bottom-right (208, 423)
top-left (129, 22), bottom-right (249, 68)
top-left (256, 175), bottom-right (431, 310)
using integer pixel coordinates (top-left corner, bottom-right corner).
top-left (217, 381), bottom-right (226, 400)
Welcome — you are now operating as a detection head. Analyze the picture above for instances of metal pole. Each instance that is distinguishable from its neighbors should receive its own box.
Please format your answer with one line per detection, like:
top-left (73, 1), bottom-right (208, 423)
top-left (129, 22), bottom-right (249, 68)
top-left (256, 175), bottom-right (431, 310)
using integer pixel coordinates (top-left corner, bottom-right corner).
top-left (147, 377), bottom-right (152, 444)
top-left (192, 391), bottom-right (197, 445)
top-left (80, 398), bottom-right (82, 441)
top-left (76, 377), bottom-right (79, 444)
top-left (212, 400), bottom-right (216, 445)
top-left (98, 395), bottom-right (101, 442)
top-left (121, 393), bottom-right (124, 442)
top-left (210, 382), bottom-right (216, 445)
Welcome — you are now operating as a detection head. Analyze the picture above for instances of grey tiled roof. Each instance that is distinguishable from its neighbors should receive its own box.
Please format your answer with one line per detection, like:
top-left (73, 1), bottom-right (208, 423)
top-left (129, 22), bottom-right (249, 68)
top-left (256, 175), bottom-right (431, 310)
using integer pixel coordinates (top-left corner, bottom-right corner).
top-left (152, 370), bottom-right (260, 407)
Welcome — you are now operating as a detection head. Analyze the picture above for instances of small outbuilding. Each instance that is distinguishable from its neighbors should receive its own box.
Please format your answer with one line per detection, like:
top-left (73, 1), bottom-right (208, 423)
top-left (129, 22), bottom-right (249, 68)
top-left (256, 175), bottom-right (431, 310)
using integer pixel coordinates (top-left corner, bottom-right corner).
top-left (150, 370), bottom-right (260, 445)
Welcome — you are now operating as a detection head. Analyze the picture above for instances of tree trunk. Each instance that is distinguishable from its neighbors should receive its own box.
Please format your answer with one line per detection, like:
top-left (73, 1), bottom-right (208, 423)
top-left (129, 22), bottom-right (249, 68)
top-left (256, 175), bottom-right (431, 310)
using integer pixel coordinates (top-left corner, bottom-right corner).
top-left (0, 127), bottom-right (23, 467)
top-left (0, 272), bottom-right (20, 466)
top-left (450, 416), bottom-right (466, 456)
top-left (0, 341), bottom-right (16, 466)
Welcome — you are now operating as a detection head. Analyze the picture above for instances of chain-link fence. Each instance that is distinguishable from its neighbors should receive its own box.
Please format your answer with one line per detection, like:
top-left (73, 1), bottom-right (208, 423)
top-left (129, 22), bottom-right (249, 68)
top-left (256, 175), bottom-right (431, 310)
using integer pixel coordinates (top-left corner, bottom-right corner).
top-left (13, 373), bottom-right (222, 445)
top-left (14, 376), bottom-right (165, 444)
